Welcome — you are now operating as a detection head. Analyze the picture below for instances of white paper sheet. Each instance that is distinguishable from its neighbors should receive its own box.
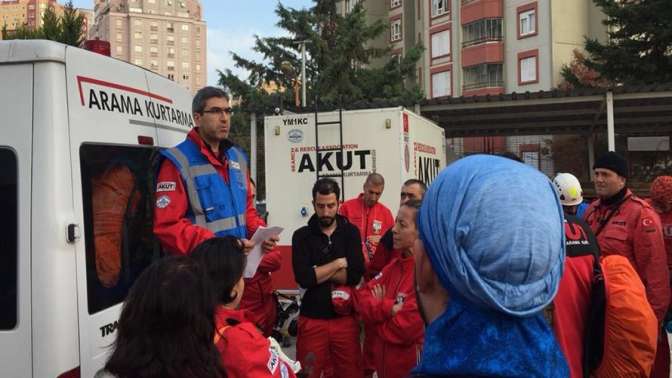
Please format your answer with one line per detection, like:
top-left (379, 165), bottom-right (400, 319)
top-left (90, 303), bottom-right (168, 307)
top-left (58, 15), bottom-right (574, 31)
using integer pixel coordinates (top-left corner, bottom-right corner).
top-left (244, 226), bottom-right (284, 278)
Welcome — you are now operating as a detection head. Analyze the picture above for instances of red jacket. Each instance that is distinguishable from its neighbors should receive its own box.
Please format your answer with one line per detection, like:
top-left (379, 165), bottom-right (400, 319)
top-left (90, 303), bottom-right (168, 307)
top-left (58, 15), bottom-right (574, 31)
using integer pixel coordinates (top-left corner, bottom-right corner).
top-left (214, 307), bottom-right (297, 378)
top-left (354, 255), bottom-right (424, 378)
top-left (648, 200), bottom-right (672, 275)
top-left (369, 229), bottom-right (401, 276)
top-left (153, 129), bottom-right (265, 254)
top-left (240, 248), bottom-right (282, 337)
top-left (339, 194), bottom-right (394, 267)
top-left (584, 190), bottom-right (670, 321)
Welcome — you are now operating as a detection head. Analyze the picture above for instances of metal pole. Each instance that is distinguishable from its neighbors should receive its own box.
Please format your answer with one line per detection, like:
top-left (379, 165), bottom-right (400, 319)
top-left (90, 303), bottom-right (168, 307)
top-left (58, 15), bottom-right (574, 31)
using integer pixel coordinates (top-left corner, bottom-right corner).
top-left (301, 42), bottom-right (307, 108)
top-left (606, 91), bottom-right (615, 151)
top-left (588, 133), bottom-right (595, 181)
top-left (250, 112), bottom-right (257, 185)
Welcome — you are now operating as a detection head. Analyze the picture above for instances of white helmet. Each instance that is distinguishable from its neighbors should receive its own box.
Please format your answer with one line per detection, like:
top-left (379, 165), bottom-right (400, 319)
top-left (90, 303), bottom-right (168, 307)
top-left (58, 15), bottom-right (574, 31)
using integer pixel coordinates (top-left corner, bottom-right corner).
top-left (553, 173), bottom-right (583, 206)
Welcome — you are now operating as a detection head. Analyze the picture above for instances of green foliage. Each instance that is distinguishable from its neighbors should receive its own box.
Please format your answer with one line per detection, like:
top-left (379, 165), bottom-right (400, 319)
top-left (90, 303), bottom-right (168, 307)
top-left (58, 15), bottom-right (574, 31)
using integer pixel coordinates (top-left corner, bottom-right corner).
top-left (583, 0), bottom-right (672, 85)
top-left (2, 1), bottom-right (84, 47)
top-left (218, 0), bottom-right (423, 113)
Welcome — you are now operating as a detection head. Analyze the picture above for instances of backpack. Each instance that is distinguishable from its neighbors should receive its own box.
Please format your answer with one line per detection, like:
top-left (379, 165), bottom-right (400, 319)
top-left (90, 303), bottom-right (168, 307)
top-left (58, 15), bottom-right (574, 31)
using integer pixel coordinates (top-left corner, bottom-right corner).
top-left (562, 215), bottom-right (658, 378)
top-left (589, 255), bottom-right (658, 378)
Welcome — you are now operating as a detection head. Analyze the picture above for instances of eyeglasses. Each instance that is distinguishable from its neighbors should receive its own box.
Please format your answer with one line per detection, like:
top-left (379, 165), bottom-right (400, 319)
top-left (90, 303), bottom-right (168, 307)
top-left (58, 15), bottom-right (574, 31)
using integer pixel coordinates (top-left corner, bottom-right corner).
top-left (202, 107), bottom-right (233, 116)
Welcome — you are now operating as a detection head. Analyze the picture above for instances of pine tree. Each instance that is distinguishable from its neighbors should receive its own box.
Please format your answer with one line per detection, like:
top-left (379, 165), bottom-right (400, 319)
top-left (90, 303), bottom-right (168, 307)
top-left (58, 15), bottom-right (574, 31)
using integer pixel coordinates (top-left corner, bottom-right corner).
top-left (41, 5), bottom-right (61, 41)
top-left (583, 0), bottom-right (672, 85)
top-left (60, 1), bottom-right (85, 46)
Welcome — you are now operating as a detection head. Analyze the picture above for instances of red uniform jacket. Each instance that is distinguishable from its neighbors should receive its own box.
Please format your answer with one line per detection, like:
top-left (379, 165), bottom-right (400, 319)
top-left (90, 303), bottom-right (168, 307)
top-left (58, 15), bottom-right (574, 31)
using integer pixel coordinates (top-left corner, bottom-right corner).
top-left (214, 307), bottom-right (297, 378)
top-left (648, 200), bottom-right (672, 275)
top-left (339, 194), bottom-right (394, 267)
top-left (153, 129), bottom-right (265, 255)
top-left (240, 248), bottom-right (282, 337)
top-left (354, 255), bottom-right (424, 378)
top-left (369, 229), bottom-right (401, 276)
top-left (584, 190), bottom-right (670, 321)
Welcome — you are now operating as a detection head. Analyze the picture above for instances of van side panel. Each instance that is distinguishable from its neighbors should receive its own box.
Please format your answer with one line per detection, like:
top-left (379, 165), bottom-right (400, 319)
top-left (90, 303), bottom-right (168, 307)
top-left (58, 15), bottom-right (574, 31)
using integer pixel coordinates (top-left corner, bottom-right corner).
top-left (30, 61), bottom-right (80, 378)
top-left (0, 64), bottom-right (33, 377)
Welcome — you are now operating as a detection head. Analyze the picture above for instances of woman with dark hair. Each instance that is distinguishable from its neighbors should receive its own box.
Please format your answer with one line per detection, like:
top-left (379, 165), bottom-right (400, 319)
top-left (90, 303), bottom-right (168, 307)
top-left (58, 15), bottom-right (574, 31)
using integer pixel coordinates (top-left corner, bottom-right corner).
top-left (101, 256), bottom-right (225, 378)
top-left (191, 237), bottom-right (299, 378)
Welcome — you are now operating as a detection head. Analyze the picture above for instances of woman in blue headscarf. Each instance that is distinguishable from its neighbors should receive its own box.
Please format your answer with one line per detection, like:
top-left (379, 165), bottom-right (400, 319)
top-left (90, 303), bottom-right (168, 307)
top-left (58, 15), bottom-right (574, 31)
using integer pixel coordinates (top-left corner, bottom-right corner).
top-left (413, 154), bottom-right (568, 377)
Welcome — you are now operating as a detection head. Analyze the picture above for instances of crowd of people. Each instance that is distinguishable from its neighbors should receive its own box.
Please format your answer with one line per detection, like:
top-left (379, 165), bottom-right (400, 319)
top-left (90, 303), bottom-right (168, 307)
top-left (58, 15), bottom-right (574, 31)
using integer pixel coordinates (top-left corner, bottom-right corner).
top-left (96, 86), bottom-right (672, 378)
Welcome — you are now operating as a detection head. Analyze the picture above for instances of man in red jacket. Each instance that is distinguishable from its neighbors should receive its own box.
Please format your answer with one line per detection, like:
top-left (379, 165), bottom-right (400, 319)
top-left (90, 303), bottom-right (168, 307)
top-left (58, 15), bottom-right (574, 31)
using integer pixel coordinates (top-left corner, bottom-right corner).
top-left (355, 200), bottom-right (424, 378)
top-left (153, 86), bottom-right (277, 255)
top-left (339, 173), bottom-right (394, 377)
top-left (584, 152), bottom-right (670, 378)
top-left (339, 173), bottom-right (394, 268)
top-left (648, 175), bottom-right (672, 378)
top-left (240, 179), bottom-right (281, 337)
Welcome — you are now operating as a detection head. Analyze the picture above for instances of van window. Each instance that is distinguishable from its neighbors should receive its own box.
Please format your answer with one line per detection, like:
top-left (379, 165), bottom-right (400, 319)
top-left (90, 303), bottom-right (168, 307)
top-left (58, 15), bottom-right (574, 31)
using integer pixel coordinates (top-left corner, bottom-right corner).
top-left (0, 148), bottom-right (17, 329)
top-left (80, 144), bottom-right (164, 314)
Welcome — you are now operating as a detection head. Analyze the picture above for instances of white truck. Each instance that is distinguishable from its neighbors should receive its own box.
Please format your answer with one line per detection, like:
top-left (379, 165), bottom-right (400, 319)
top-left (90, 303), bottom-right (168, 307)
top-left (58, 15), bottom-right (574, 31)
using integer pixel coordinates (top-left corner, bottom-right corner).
top-left (0, 40), bottom-right (192, 378)
top-left (264, 108), bottom-right (447, 290)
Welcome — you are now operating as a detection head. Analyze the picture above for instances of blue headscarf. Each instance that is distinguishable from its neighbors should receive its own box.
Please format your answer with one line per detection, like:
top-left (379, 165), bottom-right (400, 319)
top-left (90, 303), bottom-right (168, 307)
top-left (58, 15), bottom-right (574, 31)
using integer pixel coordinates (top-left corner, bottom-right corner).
top-left (414, 155), bottom-right (568, 377)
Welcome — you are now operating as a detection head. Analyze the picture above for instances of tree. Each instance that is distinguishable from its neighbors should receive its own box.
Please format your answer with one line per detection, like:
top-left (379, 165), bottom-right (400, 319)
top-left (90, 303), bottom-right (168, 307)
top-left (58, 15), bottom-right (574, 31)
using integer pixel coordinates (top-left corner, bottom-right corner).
top-left (219, 0), bottom-right (423, 112)
top-left (559, 49), bottom-right (610, 90)
top-left (2, 1), bottom-right (84, 47)
top-left (582, 0), bottom-right (672, 85)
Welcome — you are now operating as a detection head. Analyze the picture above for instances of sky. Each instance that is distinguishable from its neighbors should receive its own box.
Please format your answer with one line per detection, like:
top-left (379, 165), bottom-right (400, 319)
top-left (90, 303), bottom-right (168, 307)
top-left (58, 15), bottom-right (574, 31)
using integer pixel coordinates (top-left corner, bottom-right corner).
top-left (70, 0), bottom-right (314, 85)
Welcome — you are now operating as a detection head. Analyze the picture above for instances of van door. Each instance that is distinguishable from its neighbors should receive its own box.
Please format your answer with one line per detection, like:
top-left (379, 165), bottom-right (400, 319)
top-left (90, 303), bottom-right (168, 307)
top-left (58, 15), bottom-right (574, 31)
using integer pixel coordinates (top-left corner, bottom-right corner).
top-left (0, 64), bottom-right (33, 377)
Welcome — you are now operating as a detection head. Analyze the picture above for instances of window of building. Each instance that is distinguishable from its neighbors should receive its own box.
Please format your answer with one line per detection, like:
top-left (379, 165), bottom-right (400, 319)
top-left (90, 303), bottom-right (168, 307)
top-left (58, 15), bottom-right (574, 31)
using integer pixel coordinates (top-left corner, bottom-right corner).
top-left (150, 23), bottom-right (158, 32)
top-left (431, 29), bottom-right (450, 58)
top-left (167, 61), bottom-right (175, 71)
top-left (463, 63), bottom-right (503, 90)
top-left (166, 22), bottom-right (174, 33)
top-left (134, 45), bottom-right (142, 52)
top-left (518, 4), bottom-right (537, 38)
top-left (181, 24), bottom-right (189, 31)
top-left (116, 46), bottom-right (123, 53)
top-left (168, 73), bottom-right (175, 80)
top-left (133, 20), bottom-right (142, 26)
top-left (116, 33), bottom-right (122, 42)
top-left (431, 0), bottom-right (448, 18)
top-left (0, 149), bottom-right (17, 330)
top-left (182, 62), bottom-right (190, 69)
top-left (345, 0), bottom-right (359, 13)
top-left (518, 52), bottom-right (538, 84)
top-left (150, 34), bottom-right (158, 44)
top-left (150, 60), bottom-right (159, 69)
top-left (390, 18), bottom-right (402, 42)
top-left (462, 18), bottom-right (503, 47)
top-left (391, 0), bottom-right (401, 8)
top-left (431, 70), bottom-right (451, 98)
top-left (147, 0), bottom-right (155, 3)
top-left (80, 144), bottom-right (162, 314)
top-left (115, 19), bottom-right (122, 28)
top-left (181, 36), bottom-right (188, 44)
top-left (134, 58), bottom-right (143, 65)
top-left (134, 31), bottom-right (142, 39)
top-left (196, 64), bottom-right (201, 71)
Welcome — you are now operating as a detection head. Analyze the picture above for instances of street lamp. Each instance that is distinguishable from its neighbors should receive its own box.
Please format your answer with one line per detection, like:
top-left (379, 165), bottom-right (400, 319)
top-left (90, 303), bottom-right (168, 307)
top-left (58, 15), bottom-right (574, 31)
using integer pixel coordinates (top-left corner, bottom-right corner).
top-left (292, 40), bottom-right (311, 108)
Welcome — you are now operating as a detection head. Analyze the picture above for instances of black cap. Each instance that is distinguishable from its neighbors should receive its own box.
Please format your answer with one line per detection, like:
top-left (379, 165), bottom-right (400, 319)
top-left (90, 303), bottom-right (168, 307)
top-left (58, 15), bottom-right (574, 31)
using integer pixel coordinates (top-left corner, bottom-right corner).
top-left (594, 151), bottom-right (628, 178)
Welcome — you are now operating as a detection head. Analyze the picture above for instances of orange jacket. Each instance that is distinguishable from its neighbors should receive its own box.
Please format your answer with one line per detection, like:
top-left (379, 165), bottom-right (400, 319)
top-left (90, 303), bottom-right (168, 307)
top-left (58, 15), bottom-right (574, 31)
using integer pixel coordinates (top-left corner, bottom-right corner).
top-left (584, 190), bottom-right (670, 321)
top-left (339, 194), bottom-right (394, 267)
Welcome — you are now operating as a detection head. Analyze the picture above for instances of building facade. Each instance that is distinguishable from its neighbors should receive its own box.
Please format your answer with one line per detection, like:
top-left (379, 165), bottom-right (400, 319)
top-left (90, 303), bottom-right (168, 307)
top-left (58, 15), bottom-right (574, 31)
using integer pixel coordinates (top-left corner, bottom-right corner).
top-left (89, 0), bottom-right (206, 92)
top-left (338, 0), bottom-right (607, 176)
top-left (1, 0), bottom-right (95, 41)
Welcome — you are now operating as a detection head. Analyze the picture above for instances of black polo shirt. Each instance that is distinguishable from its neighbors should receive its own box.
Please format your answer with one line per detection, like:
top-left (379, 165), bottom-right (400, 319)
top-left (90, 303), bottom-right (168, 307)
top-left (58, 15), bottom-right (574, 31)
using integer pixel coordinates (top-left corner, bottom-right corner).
top-left (292, 214), bottom-right (365, 319)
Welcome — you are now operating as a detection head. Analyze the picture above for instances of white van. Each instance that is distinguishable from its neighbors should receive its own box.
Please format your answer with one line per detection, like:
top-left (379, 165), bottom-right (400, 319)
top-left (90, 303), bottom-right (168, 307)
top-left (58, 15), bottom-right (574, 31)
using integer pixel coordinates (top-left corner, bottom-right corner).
top-left (0, 40), bottom-right (192, 377)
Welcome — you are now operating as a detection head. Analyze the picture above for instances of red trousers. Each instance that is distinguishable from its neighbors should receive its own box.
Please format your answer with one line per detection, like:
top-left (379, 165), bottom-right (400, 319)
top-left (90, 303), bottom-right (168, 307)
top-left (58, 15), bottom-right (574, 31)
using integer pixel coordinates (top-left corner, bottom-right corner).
top-left (297, 315), bottom-right (363, 378)
top-left (362, 323), bottom-right (377, 376)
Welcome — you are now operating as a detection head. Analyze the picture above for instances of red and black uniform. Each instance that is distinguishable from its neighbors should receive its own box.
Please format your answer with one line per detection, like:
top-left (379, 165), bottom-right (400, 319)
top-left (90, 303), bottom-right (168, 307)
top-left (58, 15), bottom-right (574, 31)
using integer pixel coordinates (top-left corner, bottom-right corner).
top-left (214, 307), bottom-right (296, 378)
top-left (240, 248), bottom-right (282, 337)
top-left (552, 215), bottom-right (599, 378)
top-left (354, 254), bottom-right (424, 378)
top-left (153, 128), bottom-right (265, 255)
top-left (339, 193), bottom-right (394, 268)
top-left (291, 214), bottom-right (365, 378)
top-left (584, 188), bottom-right (670, 321)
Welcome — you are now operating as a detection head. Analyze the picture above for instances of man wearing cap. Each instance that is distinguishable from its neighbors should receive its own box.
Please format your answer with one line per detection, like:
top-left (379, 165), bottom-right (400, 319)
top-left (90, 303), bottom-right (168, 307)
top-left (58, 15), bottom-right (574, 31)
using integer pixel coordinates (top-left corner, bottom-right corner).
top-left (413, 155), bottom-right (568, 376)
top-left (584, 152), bottom-right (669, 322)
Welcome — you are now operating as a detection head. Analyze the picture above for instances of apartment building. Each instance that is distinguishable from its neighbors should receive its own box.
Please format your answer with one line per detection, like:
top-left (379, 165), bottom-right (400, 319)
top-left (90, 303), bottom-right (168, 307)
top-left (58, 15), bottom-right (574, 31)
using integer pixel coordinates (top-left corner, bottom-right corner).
top-left (338, 0), bottom-right (607, 175)
top-left (339, 0), bottom-right (606, 98)
top-left (1, 0), bottom-right (94, 40)
top-left (89, 0), bottom-right (206, 92)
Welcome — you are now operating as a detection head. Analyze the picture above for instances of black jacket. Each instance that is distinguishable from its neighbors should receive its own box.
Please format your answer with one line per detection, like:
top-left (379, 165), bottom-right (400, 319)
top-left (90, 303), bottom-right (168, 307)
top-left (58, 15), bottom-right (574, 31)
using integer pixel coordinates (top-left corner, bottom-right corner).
top-left (291, 214), bottom-right (365, 319)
